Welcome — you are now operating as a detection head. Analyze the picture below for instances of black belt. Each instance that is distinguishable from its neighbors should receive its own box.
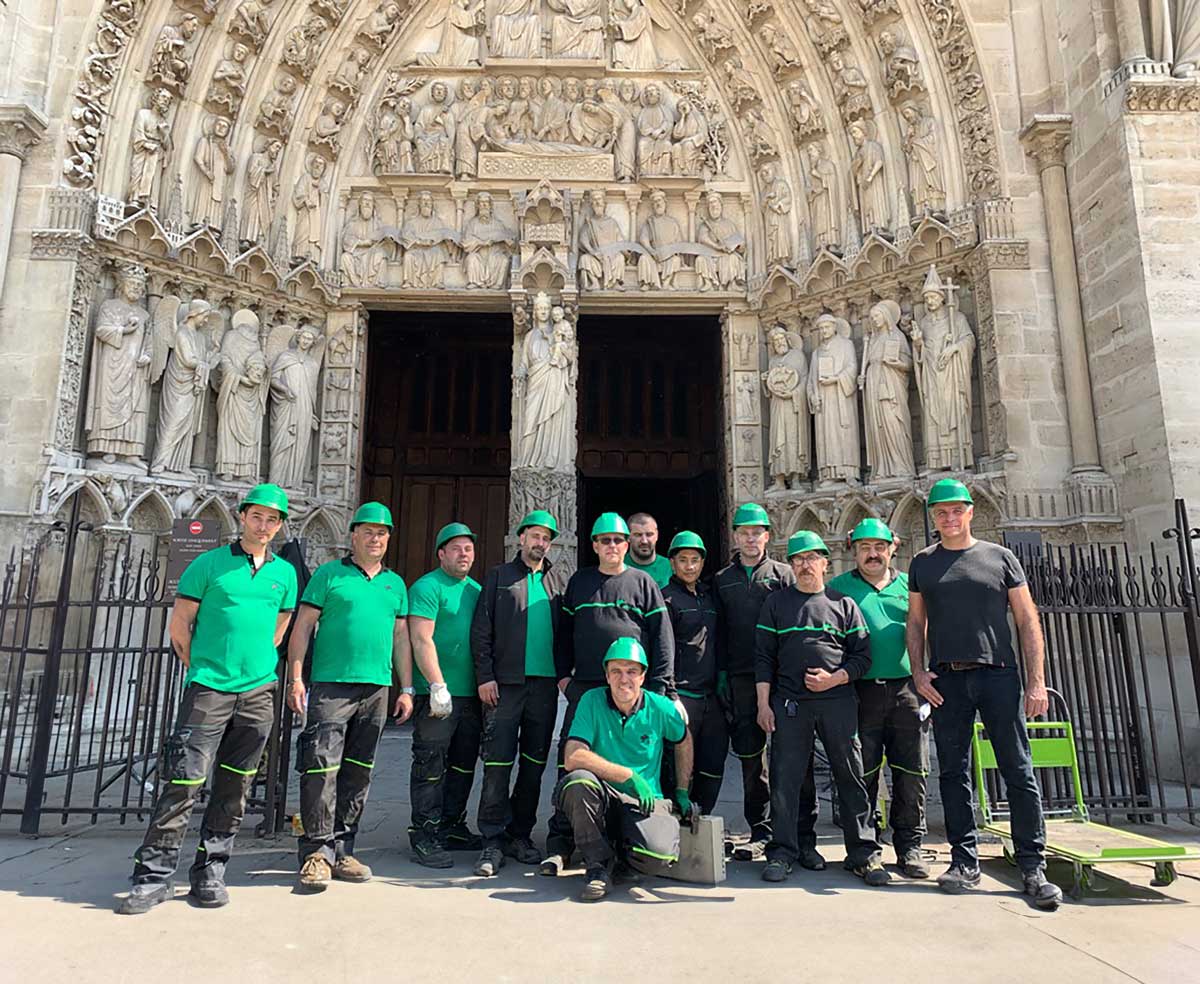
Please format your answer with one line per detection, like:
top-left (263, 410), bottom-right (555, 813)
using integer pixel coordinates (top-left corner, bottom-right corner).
top-left (943, 661), bottom-right (987, 672)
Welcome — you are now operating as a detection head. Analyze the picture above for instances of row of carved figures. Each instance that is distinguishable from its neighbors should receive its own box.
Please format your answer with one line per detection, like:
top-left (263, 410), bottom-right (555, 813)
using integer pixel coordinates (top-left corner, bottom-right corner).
top-left (84, 264), bottom-right (327, 489)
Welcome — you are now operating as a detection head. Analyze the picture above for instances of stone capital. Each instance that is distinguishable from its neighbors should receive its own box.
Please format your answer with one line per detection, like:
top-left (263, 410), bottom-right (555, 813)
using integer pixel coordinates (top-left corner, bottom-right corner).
top-left (0, 103), bottom-right (49, 161)
top-left (1019, 114), bottom-right (1073, 173)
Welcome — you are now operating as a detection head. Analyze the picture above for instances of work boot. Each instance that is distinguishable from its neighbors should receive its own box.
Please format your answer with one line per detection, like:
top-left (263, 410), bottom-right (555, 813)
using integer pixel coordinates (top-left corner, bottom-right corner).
top-left (412, 839), bottom-right (455, 869)
top-left (299, 854), bottom-right (333, 892)
top-left (442, 822), bottom-right (483, 851)
top-left (579, 866), bottom-right (611, 902)
top-left (798, 846), bottom-right (827, 871)
top-left (473, 845), bottom-right (505, 877)
top-left (733, 838), bottom-right (767, 862)
top-left (937, 862), bottom-right (981, 894)
top-left (898, 849), bottom-right (931, 879)
top-left (538, 852), bottom-right (567, 877)
top-left (1022, 868), bottom-right (1063, 910)
top-left (116, 880), bottom-right (173, 915)
top-left (189, 876), bottom-right (229, 908)
top-left (502, 835), bottom-right (543, 865)
top-left (761, 859), bottom-right (791, 882)
top-left (850, 857), bottom-right (891, 887)
top-left (612, 858), bottom-right (642, 885)
top-left (333, 856), bottom-right (372, 883)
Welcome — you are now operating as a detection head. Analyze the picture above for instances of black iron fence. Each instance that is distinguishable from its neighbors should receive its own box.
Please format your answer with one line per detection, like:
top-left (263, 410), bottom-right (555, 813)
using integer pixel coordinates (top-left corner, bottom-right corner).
top-left (0, 494), bottom-right (301, 834)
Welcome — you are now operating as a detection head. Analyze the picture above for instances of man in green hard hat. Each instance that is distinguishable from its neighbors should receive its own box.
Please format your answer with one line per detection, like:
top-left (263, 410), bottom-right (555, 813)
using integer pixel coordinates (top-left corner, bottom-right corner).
top-left (117, 483), bottom-right (297, 914)
top-left (287, 501), bottom-right (414, 891)
top-left (713, 502), bottom-right (819, 864)
top-left (662, 531), bottom-right (727, 815)
top-left (908, 479), bottom-right (1062, 910)
top-left (627, 512), bottom-right (672, 588)
top-left (756, 530), bottom-right (887, 886)
top-left (555, 637), bottom-right (693, 901)
top-left (406, 521), bottom-right (484, 868)
top-left (828, 517), bottom-right (929, 879)
top-left (540, 511), bottom-right (677, 876)
top-left (469, 509), bottom-right (566, 877)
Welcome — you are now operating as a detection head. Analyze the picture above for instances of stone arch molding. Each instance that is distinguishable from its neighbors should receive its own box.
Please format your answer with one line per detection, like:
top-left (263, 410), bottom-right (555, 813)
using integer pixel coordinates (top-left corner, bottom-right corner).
top-left (58, 0), bottom-right (1003, 301)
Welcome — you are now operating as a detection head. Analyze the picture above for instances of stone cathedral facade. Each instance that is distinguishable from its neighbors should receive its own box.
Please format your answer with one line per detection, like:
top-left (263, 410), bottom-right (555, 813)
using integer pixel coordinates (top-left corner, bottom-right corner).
top-left (0, 0), bottom-right (1198, 575)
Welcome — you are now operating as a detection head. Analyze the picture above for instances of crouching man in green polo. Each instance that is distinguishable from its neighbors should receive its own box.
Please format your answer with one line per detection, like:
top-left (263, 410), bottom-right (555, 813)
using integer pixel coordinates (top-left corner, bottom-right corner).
top-left (555, 638), bottom-right (694, 902)
top-left (287, 502), bottom-right (414, 891)
top-left (117, 484), bottom-right (297, 915)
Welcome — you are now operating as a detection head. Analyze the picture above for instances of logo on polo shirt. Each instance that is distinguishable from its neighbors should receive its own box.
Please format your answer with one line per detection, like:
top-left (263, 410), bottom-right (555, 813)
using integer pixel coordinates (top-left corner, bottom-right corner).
top-left (640, 733), bottom-right (651, 745)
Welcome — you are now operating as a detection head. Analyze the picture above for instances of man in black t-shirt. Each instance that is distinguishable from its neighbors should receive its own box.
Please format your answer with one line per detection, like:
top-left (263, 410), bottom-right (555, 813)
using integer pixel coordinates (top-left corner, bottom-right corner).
top-left (907, 480), bottom-right (1062, 911)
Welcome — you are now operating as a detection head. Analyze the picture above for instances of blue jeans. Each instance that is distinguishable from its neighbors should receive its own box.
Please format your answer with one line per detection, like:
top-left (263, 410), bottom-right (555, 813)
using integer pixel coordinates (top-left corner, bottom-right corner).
top-left (931, 666), bottom-right (1046, 872)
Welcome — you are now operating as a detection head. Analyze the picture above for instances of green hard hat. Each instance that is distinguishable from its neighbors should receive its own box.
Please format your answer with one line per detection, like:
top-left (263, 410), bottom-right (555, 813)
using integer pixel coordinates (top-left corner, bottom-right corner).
top-left (603, 636), bottom-right (648, 669)
top-left (351, 501), bottom-right (393, 530)
top-left (516, 509), bottom-right (559, 539)
top-left (435, 521), bottom-right (476, 551)
top-left (590, 512), bottom-right (630, 539)
top-left (238, 483), bottom-right (289, 519)
top-left (732, 502), bottom-right (771, 529)
top-left (667, 531), bottom-right (706, 558)
top-left (849, 517), bottom-right (894, 544)
top-left (927, 479), bottom-right (974, 507)
top-left (787, 529), bottom-right (830, 558)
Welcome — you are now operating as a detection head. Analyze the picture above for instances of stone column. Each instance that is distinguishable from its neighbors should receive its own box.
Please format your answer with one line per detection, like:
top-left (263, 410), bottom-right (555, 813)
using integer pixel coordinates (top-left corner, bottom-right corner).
top-left (1113, 0), bottom-right (1150, 64)
top-left (1020, 115), bottom-right (1101, 473)
top-left (0, 104), bottom-right (49, 310)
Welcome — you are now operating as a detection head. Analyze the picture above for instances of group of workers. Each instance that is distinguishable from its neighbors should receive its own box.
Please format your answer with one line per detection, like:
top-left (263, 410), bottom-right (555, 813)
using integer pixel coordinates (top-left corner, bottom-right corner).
top-left (116, 476), bottom-right (1064, 913)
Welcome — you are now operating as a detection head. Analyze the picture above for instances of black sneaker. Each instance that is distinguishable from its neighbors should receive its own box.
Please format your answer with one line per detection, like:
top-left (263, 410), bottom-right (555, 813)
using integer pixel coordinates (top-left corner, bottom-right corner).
top-left (762, 859), bottom-right (791, 882)
top-left (502, 835), bottom-right (543, 865)
top-left (116, 881), bottom-right (173, 915)
top-left (898, 849), bottom-right (931, 879)
top-left (473, 845), bottom-right (505, 877)
top-left (412, 840), bottom-right (455, 869)
top-left (612, 859), bottom-right (642, 885)
top-left (851, 857), bottom-right (891, 887)
top-left (539, 852), bottom-right (567, 877)
top-left (733, 838), bottom-right (768, 862)
top-left (442, 823), bottom-right (483, 851)
top-left (1023, 868), bottom-right (1063, 910)
top-left (579, 866), bottom-right (611, 902)
top-left (798, 846), bottom-right (827, 871)
top-left (189, 878), bottom-right (229, 908)
top-left (937, 862), bottom-right (981, 894)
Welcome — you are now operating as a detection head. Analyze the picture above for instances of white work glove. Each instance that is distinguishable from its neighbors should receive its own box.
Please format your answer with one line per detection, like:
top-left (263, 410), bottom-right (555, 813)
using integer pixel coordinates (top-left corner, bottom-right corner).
top-left (429, 682), bottom-right (453, 719)
top-left (672, 697), bottom-right (689, 727)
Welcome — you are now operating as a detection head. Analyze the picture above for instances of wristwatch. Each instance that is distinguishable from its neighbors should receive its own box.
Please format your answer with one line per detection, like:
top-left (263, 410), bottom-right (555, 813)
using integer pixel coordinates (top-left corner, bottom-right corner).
top-left (400, 687), bottom-right (415, 696)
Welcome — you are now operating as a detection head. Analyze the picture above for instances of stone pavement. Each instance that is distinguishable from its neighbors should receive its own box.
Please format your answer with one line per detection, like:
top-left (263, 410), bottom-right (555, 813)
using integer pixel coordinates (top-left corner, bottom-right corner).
top-left (2, 729), bottom-right (1199, 984)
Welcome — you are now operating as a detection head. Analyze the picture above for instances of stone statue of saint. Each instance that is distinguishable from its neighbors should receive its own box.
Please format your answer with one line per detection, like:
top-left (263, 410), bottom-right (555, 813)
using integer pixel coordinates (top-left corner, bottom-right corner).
top-left (670, 95), bottom-right (707, 176)
top-left (547, 0), bottom-right (605, 59)
top-left (127, 88), bottom-right (173, 206)
top-left (231, 0), bottom-right (275, 49)
top-left (912, 265), bottom-right (976, 471)
top-left (453, 79), bottom-right (489, 178)
top-left (401, 191), bottom-right (459, 288)
top-left (1150, 1), bottom-right (1200, 77)
top-left (292, 152), bottom-right (327, 263)
top-left (611, 0), bottom-right (661, 70)
top-left (151, 298), bottom-right (216, 475)
top-left (695, 192), bottom-right (746, 290)
top-left (636, 83), bottom-right (674, 176)
top-left (421, 0), bottom-right (485, 65)
top-left (516, 292), bottom-right (576, 470)
top-left (535, 76), bottom-right (571, 143)
top-left (462, 192), bottom-right (515, 289)
top-left (900, 102), bottom-right (946, 217)
top-left (242, 138), bottom-right (282, 243)
top-left (148, 14), bottom-right (200, 90)
top-left (805, 142), bottom-right (840, 252)
top-left (578, 189), bottom-right (628, 290)
top-left (763, 324), bottom-right (809, 490)
top-left (269, 324), bottom-right (325, 488)
top-left (340, 191), bottom-right (388, 287)
top-left (374, 95), bottom-right (415, 174)
top-left (859, 299), bottom-right (914, 482)
top-left (760, 162), bottom-right (793, 266)
top-left (636, 190), bottom-right (688, 290)
top-left (807, 313), bottom-right (860, 485)
top-left (86, 264), bottom-right (153, 463)
top-left (214, 311), bottom-right (269, 482)
top-left (849, 118), bottom-right (891, 236)
top-left (190, 115), bottom-right (236, 227)
top-left (414, 81), bottom-right (455, 174)
top-left (491, 0), bottom-right (542, 58)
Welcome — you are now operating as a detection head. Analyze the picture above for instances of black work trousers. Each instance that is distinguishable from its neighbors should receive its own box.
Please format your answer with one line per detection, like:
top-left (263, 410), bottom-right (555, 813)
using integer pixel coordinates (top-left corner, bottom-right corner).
top-left (555, 769), bottom-right (680, 875)
top-left (857, 677), bottom-right (929, 857)
top-left (679, 693), bottom-right (729, 815)
top-left (131, 681), bottom-right (275, 887)
top-left (545, 679), bottom-right (605, 857)
top-left (477, 677), bottom-right (559, 844)
top-left (766, 694), bottom-right (880, 868)
top-left (409, 694), bottom-right (482, 846)
top-left (296, 682), bottom-right (388, 865)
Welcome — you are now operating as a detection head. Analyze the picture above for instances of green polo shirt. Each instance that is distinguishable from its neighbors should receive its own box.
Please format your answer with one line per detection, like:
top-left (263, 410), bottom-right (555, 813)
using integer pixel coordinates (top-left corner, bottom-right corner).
top-left (409, 567), bottom-right (481, 697)
top-left (568, 687), bottom-right (686, 798)
top-left (176, 543), bottom-right (297, 693)
top-left (301, 557), bottom-right (409, 686)
top-left (628, 554), bottom-right (672, 588)
top-left (827, 568), bottom-right (910, 679)
top-left (525, 570), bottom-right (555, 677)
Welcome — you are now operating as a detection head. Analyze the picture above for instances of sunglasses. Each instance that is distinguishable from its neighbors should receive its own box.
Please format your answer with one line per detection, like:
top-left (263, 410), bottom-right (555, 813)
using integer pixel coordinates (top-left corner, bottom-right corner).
top-left (595, 536), bottom-right (627, 546)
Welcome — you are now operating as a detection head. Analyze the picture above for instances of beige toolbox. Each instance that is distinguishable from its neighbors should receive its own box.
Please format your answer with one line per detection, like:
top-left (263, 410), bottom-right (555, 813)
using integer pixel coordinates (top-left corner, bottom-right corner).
top-left (663, 814), bottom-right (727, 885)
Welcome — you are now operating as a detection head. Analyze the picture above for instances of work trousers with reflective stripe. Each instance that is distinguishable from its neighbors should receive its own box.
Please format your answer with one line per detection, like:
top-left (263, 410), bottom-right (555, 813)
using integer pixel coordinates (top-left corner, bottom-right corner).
top-left (409, 695), bottom-right (482, 846)
top-left (678, 692), bottom-right (728, 816)
top-left (555, 769), bottom-right (680, 875)
top-left (545, 679), bottom-right (606, 857)
top-left (857, 677), bottom-right (929, 857)
top-left (477, 677), bottom-right (558, 844)
top-left (131, 681), bottom-right (275, 887)
top-left (296, 682), bottom-right (388, 865)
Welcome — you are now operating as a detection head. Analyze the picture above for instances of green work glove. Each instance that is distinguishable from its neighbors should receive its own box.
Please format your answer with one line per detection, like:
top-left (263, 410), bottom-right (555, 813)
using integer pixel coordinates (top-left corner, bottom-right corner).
top-left (716, 671), bottom-right (731, 702)
top-left (674, 787), bottom-right (693, 818)
top-left (618, 772), bottom-right (656, 814)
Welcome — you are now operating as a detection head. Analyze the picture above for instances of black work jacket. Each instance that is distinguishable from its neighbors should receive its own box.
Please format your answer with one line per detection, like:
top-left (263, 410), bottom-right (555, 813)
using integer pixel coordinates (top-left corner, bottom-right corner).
top-left (470, 553), bottom-right (566, 686)
top-left (662, 576), bottom-right (722, 695)
top-left (713, 552), bottom-right (795, 676)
